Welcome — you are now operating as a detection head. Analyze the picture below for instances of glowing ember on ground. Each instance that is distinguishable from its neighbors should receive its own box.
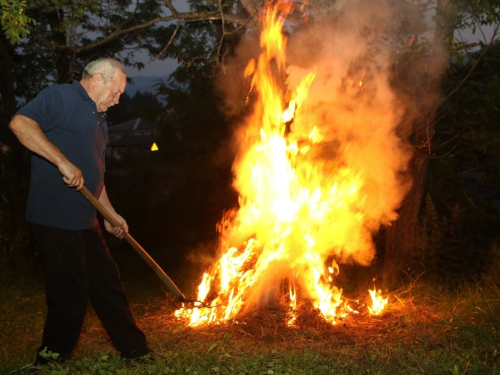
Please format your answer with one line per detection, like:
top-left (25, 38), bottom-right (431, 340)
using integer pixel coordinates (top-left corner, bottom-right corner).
top-left (175, 0), bottom-right (408, 326)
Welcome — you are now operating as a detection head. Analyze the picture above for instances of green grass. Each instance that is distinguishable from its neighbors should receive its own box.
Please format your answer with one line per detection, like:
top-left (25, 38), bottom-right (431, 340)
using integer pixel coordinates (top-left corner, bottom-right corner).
top-left (1, 259), bottom-right (499, 375)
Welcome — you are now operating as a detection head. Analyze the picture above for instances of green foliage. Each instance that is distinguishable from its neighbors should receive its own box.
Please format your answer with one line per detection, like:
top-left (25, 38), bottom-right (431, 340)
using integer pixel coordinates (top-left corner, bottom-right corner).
top-left (453, 0), bottom-right (500, 29)
top-left (0, 0), bottom-right (186, 108)
top-left (0, 0), bottom-right (244, 120)
top-left (0, 0), bottom-right (35, 44)
top-left (1, 274), bottom-right (500, 374)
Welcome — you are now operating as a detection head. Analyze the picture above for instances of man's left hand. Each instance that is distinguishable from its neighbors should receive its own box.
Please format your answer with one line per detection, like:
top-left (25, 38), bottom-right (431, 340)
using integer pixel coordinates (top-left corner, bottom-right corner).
top-left (104, 213), bottom-right (129, 239)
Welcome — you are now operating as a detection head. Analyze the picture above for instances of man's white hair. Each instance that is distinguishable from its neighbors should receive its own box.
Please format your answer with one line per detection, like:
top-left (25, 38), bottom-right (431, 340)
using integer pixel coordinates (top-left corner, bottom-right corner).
top-left (82, 57), bottom-right (126, 83)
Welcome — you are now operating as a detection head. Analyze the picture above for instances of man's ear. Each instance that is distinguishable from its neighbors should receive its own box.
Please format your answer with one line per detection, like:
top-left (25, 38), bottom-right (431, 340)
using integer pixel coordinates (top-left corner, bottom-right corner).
top-left (91, 74), bottom-right (103, 86)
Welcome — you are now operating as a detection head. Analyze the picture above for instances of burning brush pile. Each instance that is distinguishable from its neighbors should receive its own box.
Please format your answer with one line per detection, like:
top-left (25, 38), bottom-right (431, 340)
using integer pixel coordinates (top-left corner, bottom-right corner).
top-left (175, 0), bottom-right (411, 327)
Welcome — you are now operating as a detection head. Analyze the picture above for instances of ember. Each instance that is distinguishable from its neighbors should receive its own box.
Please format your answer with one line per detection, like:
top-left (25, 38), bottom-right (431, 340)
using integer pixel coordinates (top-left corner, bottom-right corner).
top-left (176, 0), bottom-right (410, 326)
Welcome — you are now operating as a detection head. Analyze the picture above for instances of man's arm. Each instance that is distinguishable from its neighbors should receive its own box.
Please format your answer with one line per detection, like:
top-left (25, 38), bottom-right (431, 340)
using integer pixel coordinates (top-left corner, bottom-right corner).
top-left (98, 185), bottom-right (129, 239)
top-left (9, 114), bottom-right (84, 189)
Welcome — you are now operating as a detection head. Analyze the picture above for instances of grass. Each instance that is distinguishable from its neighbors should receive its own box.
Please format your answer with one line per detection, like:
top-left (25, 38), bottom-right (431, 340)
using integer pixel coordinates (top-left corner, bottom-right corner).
top-left (1, 252), bottom-right (499, 375)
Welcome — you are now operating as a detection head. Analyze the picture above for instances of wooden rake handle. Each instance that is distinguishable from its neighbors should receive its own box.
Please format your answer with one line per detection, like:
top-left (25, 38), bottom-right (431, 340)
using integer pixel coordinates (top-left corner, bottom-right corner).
top-left (79, 185), bottom-right (186, 301)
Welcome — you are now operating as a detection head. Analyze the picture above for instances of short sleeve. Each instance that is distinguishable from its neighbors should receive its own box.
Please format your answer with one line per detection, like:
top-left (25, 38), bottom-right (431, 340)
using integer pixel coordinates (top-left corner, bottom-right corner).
top-left (16, 87), bottom-right (63, 132)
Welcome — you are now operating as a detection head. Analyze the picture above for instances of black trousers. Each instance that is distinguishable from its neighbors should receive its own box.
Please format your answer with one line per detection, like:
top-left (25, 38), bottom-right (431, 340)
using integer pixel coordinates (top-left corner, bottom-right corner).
top-left (31, 223), bottom-right (149, 360)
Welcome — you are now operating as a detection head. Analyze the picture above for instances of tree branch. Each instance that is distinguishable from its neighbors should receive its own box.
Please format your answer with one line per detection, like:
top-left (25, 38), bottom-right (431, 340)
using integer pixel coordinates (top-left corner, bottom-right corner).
top-left (150, 22), bottom-right (181, 62)
top-left (52, 11), bottom-right (258, 54)
top-left (240, 0), bottom-right (261, 15)
top-left (217, 0), bottom-right (227, 62)
top-left (444, 22), bottom-right (500, 101)
top-left (162, 0), bottom-right (179, 17)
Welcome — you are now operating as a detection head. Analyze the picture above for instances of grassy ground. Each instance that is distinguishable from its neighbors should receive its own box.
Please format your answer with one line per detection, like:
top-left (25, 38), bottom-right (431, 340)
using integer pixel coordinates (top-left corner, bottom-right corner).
top-left (1, 251), bottom-right (499, 375)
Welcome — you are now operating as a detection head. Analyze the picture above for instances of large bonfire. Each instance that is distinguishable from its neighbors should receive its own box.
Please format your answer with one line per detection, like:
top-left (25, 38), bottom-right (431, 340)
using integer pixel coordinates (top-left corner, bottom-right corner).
top-left (176, 0), bottom-right (410, 326)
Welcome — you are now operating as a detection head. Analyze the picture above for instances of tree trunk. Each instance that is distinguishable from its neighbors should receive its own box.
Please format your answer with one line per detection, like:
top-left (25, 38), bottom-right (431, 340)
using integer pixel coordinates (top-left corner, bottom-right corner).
top-left (47, 8), bottom-right (71, 84)
top-left (0, 28), bottom-right (29, 177)
top-left (384, 131), bottom-right (430, 280)
top-left (0, 29), bottom-right (17, 120)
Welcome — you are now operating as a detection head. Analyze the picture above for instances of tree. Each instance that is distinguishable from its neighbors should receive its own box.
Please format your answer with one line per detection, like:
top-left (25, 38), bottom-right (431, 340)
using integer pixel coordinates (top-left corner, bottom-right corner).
top-left (384, 0), bottom-right (500, 282)
top-left (0, 0), bottom-right (261, 188)
top-left (0, 0), bottom-right (35, 44)
top-left (0, 0), bottom-right (262, 123)
top-left (383, 0), bottom-right (455, 280)
top-left (417, 41), bottom-right (500, 280)
top-left (3, 0), bottom-right (500, 284)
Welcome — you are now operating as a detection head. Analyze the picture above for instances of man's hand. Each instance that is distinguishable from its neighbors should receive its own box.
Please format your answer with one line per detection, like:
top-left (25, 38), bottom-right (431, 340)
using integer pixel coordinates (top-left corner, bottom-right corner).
top-left (104, 212), bottom-right (129, 239)
top-left (9, 115), bottom-right (82, 189)
top-left (98, 186), bottom-right (128, 239)
top-left (59, 160), bottom-right (84, 190)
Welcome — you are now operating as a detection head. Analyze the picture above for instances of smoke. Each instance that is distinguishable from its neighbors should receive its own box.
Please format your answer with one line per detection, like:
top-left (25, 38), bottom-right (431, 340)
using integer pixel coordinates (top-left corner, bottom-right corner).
top-left (282, 4), bottom-right (413, 266)
top-left (209, 0), bottom-right (447, 310)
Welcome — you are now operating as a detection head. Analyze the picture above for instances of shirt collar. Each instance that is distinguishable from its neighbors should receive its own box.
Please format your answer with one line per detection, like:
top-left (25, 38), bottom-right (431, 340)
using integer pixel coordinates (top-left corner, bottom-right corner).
top-left (72, 80), bottom-right (93, 102)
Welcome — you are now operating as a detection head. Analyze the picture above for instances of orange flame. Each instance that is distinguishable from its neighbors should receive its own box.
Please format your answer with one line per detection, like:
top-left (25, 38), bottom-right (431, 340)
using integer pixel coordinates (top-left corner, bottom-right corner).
top-left (368, 288), bottom-right (388, 316)
top-left (175, 0), bottom-right (404, 326)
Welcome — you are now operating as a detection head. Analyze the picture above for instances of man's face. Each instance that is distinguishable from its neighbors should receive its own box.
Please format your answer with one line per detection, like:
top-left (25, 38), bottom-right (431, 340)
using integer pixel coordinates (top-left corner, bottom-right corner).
top-left (95, 71), bottom-right (126, 112)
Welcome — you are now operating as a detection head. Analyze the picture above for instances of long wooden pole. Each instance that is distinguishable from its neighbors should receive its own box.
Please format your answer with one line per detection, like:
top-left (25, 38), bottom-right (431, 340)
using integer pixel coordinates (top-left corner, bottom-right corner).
top-left (80, 186), bottom-right (186, 301)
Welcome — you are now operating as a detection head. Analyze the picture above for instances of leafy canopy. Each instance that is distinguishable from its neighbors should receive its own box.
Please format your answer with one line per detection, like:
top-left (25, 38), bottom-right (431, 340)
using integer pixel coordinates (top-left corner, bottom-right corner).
top-left (0, 0), bottom-right (36, 44)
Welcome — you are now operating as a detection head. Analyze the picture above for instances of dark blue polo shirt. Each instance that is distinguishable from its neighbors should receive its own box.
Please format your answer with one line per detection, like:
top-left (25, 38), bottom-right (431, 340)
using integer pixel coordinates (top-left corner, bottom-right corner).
top-left (17, 80), bottom-right (108, 230)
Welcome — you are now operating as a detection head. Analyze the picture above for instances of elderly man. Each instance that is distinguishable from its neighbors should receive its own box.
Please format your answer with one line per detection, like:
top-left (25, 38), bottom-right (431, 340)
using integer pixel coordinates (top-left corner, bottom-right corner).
top-left (9, 57), bottom-right (161, 365)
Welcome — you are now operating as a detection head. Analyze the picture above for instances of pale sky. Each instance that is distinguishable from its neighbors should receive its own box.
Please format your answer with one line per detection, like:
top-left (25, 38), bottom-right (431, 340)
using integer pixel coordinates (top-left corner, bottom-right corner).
top-left (124, 0), bottom-right (189, 78)
top-left (125, 50), bottom-right (179, 78)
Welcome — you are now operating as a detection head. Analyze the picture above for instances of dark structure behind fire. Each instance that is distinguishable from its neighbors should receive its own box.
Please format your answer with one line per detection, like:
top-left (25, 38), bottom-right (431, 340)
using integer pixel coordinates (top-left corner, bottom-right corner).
top-left (107, 118), bottom-right (160, 160)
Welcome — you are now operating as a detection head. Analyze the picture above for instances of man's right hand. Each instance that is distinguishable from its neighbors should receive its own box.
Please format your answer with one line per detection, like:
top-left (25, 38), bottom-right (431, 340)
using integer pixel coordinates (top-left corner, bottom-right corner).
top-left (59, 160), bottom-right (84, 190)
top-left (9, 115), bottom-right (84, 190)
